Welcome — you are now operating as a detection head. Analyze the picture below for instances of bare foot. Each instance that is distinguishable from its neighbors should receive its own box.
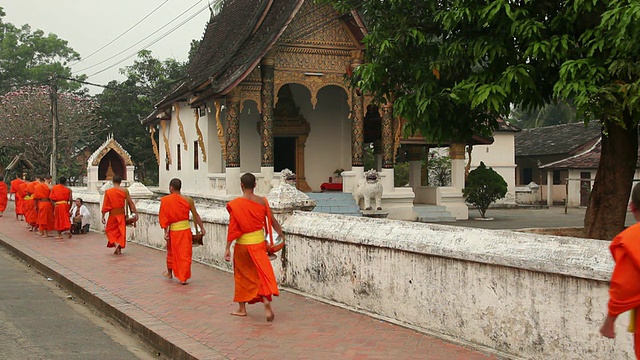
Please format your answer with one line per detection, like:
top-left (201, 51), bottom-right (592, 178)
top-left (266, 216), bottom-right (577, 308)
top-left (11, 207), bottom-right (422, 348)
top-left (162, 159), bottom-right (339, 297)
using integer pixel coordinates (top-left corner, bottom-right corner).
top-left (264, 303), bottom-right (275, 322)
top-left (55, 236), bottom-right (62, 239)
top-left (67, 232), bottom-right (72, 239)
top-left (162, 271), bottom-right (173, 280)
top-left (114, 246), bottom-right (122, 255)
top-left (230, 311), bottom-right (247, 317)
top-left (179, 281), bottom-right (188, 285)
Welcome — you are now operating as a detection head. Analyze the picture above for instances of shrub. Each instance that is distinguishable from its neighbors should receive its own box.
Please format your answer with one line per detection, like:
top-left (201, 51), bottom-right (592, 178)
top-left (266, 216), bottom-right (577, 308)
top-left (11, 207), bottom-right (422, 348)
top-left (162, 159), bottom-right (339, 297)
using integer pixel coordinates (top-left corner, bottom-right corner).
top-left (463, 162), bottom-right (507, 218)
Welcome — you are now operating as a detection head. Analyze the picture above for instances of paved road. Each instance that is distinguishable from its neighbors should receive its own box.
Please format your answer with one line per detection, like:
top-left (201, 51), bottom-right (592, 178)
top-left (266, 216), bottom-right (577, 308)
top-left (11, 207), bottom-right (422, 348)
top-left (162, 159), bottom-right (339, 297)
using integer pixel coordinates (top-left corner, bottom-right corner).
top-left (0, 247), bottom-right (161, 360)
top-left (450, 206), bottom-right (637, 230)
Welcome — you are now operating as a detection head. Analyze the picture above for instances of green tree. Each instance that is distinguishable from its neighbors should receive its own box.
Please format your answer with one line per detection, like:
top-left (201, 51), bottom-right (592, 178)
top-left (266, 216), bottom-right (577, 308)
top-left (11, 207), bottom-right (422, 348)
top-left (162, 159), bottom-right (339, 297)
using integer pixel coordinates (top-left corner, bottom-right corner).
top-left (427, 150), bottom-right (451, 186)
top-left (463, 162), bottom-right (507, 219)
top-left (0, 7), bottom-right (84, 93)
top-left (95, 51), bottom-right (187, 185)
top-left (510, 100), bottom-right (579, 129)
top-left (325, 0), bottom-right (640, 239)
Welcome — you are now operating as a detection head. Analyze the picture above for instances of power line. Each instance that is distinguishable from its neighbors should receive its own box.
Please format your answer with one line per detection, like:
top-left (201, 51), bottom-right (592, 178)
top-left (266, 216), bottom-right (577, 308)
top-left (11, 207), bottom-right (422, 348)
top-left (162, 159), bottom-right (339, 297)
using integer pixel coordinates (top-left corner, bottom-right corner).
top-left (70, 0), bottom-right (169, 67)
top-left (87, 4), bottom-right (210, 78)
top-left (75, 0), bottom-right (206, 74)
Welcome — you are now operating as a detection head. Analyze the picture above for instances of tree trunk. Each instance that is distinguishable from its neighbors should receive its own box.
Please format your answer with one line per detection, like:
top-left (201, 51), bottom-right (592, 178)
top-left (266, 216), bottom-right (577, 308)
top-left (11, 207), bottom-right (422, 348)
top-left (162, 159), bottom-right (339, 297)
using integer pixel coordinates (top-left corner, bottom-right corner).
top-left (584, 119), bottom-right (638, 240)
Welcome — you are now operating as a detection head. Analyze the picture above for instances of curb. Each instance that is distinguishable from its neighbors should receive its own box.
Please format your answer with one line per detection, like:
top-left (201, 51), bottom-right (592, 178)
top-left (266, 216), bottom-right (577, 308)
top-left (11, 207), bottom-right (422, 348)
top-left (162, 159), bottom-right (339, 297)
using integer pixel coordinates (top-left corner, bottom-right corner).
top-left (0, 232), bottom-right (227, 360)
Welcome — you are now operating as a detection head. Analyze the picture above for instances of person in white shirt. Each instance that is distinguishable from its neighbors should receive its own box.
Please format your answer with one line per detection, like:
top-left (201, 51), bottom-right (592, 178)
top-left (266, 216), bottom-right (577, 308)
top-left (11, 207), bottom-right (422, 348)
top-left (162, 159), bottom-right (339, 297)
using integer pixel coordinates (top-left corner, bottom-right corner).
top-left (69, 198), bottom-right (91, 234)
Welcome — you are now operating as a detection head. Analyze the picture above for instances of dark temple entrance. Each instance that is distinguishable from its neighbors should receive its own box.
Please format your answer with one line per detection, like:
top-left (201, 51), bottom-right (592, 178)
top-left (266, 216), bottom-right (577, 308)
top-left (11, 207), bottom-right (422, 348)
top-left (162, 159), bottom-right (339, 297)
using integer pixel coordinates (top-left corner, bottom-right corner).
top-left (274, 137), bottom-right (297, 173)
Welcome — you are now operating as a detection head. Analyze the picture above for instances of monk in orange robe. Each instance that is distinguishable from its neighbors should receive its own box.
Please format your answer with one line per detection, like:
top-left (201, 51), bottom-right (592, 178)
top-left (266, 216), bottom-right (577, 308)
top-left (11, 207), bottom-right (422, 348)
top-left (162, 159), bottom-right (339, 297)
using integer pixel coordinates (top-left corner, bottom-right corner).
top-left (601, 183), bottom-right (640, 358)
top-left (225, 173), bottom-right (285, 322)
top-left (0, 175), bottom-right (7, 217)
top-left (10, 174), bottom-right (24, 220)
top-left (50, 176), bottom-right (73, 239)
top-left (33, 175), bottom-right (55, 237)
top-left (101, 175), bottom-right (137, 255)
top-left (23, 179), bottom-right (38, 231)
top-left (159, 178), bottom-right (205, 285)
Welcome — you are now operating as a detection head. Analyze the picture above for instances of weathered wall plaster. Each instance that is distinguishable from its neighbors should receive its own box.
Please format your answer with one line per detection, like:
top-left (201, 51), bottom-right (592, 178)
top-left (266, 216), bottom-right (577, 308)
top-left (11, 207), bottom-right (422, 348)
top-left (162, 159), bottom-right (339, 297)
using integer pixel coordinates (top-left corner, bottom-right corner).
top-left (73, 189), bottom-right (632, 360)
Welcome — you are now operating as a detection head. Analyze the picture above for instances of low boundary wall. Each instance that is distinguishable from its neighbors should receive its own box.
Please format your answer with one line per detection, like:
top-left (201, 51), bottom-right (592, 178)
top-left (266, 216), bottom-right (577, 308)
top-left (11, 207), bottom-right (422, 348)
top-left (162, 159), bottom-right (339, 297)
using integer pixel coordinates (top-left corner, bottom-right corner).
top-left (75, 189), bottom-right (631, 360)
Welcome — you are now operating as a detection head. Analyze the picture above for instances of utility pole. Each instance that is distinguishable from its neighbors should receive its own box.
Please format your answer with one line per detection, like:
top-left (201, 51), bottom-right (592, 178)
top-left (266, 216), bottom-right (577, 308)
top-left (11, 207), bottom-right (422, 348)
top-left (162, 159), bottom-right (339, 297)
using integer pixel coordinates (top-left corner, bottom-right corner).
top-left (49, 75), bottom-right (59, 180)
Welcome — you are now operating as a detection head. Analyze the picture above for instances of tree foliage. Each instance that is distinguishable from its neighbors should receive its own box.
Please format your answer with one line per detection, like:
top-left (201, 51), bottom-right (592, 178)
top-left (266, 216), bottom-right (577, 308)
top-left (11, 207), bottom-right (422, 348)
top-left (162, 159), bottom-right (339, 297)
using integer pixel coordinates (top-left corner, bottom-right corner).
top-left (0, 86), bottom-right (102, 178)
top-left (325, 0), bottom-right (640, 239)
top-left (0, 7), bottom-right (84, 93)
top-left (94, 51), bottom-right (187, 185)
top-left (463, 162), bottom-right (507, 219)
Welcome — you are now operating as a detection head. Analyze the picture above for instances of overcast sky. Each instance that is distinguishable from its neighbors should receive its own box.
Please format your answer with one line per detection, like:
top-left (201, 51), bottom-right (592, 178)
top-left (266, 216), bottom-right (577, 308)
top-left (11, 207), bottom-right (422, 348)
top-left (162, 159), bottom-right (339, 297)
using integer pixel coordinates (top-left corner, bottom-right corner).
top-left (1, 0), bottom-right (212, 93)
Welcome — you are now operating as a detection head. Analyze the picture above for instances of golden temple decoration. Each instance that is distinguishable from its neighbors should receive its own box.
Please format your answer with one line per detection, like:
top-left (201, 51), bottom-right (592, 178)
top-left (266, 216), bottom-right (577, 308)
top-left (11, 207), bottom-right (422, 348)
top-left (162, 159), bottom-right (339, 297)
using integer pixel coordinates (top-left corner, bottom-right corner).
top-left (175, 103), bottom-right (188, 150)
top-left (149, 126), bottom-right (160, 165)
top-left (105, 161), bottom-right (115, 180)
top-left (274, 71), bottom-right (350, 110)
top-left (214, 100), bottom-right (226, 159)
top-left (393, 116), bottom-right (405, 160)
top-left (194, 109), bottom-right (207, 162)
top-left (160, 120), bottom-right (171, 164)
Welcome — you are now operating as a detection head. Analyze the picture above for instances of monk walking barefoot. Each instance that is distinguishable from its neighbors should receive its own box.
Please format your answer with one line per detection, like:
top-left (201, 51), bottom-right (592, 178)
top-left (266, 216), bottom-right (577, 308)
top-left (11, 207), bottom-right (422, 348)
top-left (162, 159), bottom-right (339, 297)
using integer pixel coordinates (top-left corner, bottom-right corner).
top-left (225, 173), bottom-right (285, 322)
top-left (51, 176), bottom-right (73, 239)
top-left (159, 178), bottom-right (205, 285)
top-left (101, 175), bottom-right (137, 255)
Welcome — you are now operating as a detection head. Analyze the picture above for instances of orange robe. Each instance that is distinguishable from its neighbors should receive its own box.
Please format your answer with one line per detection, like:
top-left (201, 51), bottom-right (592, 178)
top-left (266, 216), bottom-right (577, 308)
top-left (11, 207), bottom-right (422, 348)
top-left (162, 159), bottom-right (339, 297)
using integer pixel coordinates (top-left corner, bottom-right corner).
top-left (226, 198), bottom-right (279, 304)
top-left (159, 194), bottom-right (193, 283)
top-left (50, 184), bottom-right (71, 232)
top-left (101, 187), bottom-right (127, 249)
top-left (33, 183), bottom-right (54, 231)
top-left (23, 182), bottom-right (37, 226)
top-left (10, 178), bottom-right (24, 215)
top-left (608, 222), bottom-right (640, 359)
top-left (0, 182), bottom-right (7, 213)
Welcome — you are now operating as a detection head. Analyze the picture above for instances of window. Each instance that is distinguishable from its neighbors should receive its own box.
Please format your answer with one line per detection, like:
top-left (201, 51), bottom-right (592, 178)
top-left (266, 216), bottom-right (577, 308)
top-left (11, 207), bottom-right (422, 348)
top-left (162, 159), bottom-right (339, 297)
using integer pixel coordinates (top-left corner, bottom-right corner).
top-left (199, 107), bottom-right (206, 117)
top-left (194, 141), bottom-right (199, 170)
top-left (522, 168), bottom-right (533, 185)
top-left (177, 144), bottom-right (182, 171)
top-left (553, 170), bottom-right (561, 185)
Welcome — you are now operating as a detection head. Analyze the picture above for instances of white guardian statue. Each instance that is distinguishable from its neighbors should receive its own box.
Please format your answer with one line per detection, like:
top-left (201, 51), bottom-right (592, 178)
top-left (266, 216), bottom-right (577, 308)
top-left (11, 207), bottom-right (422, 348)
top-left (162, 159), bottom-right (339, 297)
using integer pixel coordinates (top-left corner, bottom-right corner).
top-left (353, 169), bottom-right (383, 210)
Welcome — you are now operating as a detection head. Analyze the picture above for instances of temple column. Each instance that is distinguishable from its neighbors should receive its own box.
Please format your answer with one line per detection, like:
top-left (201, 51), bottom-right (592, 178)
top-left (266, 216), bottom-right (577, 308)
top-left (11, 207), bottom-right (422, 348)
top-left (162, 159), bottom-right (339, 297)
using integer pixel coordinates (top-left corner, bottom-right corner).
top-left (351, 59), bottom-right (365, 182)
top-left (407, 145), bottom-right (424, 189)
top-left (373, 140), bottom-right (382, 171)
top-left (260, 53), bottom-right (275, 185)
top-left (381, 103), bottom-right (395, 192)
top-left (225, 91), bottom-right (241, 195)
top-left (450, 143), bottom-right (466, 191)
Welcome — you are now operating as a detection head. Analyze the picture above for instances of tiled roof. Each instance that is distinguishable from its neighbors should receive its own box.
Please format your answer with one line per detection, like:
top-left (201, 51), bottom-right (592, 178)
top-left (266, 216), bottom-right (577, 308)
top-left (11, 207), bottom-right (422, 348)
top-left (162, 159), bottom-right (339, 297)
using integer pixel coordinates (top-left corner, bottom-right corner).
top-left (541, 136), bottom-right (640, 170)
top-left (496, 117), bottom-right (521, 132)
top-left (515, 121), bottom-right (601, 157)
top-left (153, 0), bottom-right (303, 109)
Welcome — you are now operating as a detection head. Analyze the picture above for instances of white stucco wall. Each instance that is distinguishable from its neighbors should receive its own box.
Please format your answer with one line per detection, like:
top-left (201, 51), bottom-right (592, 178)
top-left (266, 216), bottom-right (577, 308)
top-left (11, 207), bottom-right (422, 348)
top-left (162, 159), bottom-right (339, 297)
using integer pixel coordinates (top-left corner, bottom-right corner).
top-left (238, 101), bottom-right (261, 173)
top-left (294, 85), bottom-right (351, 191)
top-left (158, 101), bottom-right (212, 194)
top-left (205, 100), bottom-right (225, 175)
top-left (470, 132), bottom-right (517, 202)
top-left (74, 187), bottom-right (634, 360)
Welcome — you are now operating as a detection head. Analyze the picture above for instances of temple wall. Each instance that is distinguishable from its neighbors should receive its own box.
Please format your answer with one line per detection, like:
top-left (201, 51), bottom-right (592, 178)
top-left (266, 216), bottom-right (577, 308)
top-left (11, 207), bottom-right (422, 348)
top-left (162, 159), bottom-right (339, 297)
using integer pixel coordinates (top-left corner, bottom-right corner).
top-left (298, 86), bottom-right (351, 191)
top-left (158, 101), bottom-right (212, 193)
top-left (238, 101), bottom-right (261, 173)
top-left (470, 132), bottom-right (517, 203)
top-left (74, 189), bottom-right (632, 360)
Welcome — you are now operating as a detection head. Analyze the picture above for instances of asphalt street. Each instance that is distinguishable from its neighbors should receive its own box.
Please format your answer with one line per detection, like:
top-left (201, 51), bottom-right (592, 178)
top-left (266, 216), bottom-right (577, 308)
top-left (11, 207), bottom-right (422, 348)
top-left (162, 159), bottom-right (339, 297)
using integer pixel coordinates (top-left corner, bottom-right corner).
top-left (0, 246), bottom-right (161, 360)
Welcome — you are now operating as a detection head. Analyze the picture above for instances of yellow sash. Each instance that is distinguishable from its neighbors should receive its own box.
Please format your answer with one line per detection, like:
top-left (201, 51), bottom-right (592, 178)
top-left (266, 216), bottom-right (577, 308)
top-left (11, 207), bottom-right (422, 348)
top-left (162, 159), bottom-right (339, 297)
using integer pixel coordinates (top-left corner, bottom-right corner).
top-left (24, 195), bottom-right (32, 200)
top-left (629, 309), bottom-right (636, 333)
top-left (55, 201), bottom-right (67, 205)
top-left (169, 220), bottom-right (190, 231)
top-left (236, 229), bottom-right (265, 245)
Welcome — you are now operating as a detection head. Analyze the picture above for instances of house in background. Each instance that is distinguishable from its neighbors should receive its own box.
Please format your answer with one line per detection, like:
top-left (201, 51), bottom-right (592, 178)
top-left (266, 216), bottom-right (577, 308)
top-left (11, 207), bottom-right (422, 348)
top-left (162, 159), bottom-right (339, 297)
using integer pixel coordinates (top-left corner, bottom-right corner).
top-left (514, 121), bottom-right (639, 206)
top-left (469, 118), bottom-right (520, 204)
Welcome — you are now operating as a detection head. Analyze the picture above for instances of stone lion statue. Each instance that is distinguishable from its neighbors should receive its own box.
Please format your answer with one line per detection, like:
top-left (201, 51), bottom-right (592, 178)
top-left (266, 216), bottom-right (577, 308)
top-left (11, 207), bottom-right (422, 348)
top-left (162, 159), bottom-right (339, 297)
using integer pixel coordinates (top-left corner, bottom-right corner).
top-left (353, 169), bottom-right (383, 210)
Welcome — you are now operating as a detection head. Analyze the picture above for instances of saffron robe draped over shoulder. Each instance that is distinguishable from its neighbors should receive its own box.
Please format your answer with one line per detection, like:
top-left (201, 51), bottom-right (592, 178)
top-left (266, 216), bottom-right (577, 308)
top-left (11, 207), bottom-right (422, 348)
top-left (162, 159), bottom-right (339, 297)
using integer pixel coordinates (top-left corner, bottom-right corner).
top-left (50, 184), bottom-right (71, 232)
top-left (102, 187), bottom-right (127, 249)
top-left (608, 222), bottom-right (640, 359)
top-left (0, 182), bottom-right (7, 213)
top-left (159, 194), bottom-right (193, 283)
top-left (10, 178), bottom-right (24, 215)
top-left (23, 182), bottom-right (37, 226)
top-left (33, 183), bottom-right (54, 231)
top-left (226, 197), bottom-right (279, 304)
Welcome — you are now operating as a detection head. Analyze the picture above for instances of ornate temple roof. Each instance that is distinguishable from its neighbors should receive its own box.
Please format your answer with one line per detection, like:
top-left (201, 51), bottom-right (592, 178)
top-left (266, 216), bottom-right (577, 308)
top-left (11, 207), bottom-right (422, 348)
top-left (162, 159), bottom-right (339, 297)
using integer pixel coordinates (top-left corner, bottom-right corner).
top-left (145, 0), bottom-right (306, 123)
top-left (87, 135), bottom-right (134, 167)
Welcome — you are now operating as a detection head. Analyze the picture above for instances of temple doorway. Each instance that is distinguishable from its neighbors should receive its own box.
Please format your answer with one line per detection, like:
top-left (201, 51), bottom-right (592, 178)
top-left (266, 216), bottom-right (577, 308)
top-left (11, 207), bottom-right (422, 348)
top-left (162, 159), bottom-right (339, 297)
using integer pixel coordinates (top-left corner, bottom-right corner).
top-left (274, 137), bottom-right (297, 173)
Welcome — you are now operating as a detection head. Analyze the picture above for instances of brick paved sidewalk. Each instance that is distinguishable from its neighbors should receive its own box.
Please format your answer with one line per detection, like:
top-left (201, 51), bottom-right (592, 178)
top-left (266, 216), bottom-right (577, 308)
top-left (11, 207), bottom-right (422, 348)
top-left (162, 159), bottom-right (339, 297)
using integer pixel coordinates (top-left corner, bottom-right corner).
top-left (0, 214), bottom-right (495, 360)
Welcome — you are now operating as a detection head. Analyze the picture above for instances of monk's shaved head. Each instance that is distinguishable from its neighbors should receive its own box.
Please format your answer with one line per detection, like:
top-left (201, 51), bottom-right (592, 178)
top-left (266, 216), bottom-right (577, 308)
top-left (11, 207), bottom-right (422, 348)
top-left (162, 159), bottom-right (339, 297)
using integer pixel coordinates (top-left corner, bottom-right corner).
top-left (112, 175), bottom-right (122, 185)
top-left (240, 173), bottom-right (256, 190)
top-left (169, 178), bottom-right (182, 191)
